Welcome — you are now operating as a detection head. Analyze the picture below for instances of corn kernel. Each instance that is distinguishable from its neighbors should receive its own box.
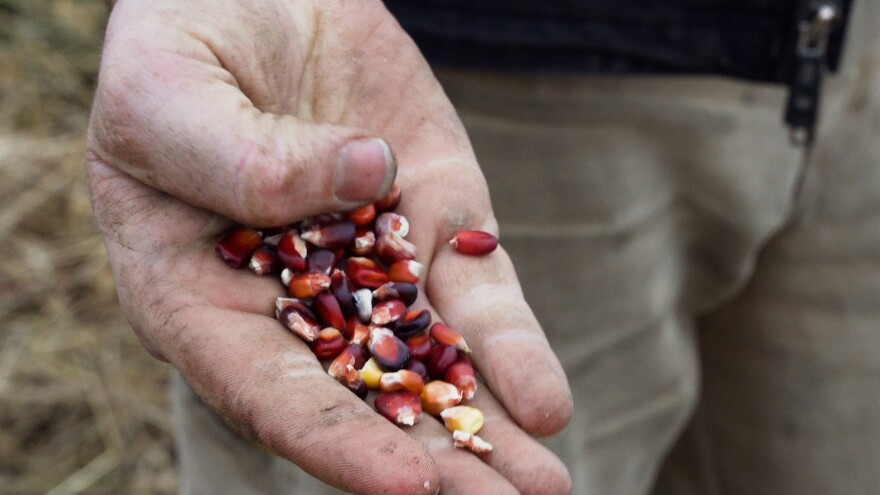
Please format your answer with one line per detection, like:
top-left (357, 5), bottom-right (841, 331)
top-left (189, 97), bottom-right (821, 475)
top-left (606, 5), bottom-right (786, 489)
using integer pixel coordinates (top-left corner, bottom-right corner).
top-left (359, 358), bottom-right (384, 389)
top-left (420, 380), bottom-right (462, 415)
top-left (440, 406), bottom-right (484, 434)
top-left (452, 430), bottom-right (493, 454)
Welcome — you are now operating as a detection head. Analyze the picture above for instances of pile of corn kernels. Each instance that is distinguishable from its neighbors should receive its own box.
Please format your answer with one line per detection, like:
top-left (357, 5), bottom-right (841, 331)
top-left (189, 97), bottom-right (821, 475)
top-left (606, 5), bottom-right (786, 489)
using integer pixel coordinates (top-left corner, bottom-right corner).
top-left (214, 183), bottom-right (498, 454)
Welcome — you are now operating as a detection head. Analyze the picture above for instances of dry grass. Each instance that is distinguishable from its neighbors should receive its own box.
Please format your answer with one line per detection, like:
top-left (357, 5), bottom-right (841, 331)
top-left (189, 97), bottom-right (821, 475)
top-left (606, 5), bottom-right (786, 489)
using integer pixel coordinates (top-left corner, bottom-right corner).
top-left (0, 1), bottom-right (177, 493)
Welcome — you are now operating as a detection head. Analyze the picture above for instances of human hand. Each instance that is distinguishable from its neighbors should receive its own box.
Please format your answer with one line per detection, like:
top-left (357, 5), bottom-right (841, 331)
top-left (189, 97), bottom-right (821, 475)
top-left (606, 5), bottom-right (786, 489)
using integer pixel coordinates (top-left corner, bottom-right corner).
top-left (87, 1), bottom-right (573, 493)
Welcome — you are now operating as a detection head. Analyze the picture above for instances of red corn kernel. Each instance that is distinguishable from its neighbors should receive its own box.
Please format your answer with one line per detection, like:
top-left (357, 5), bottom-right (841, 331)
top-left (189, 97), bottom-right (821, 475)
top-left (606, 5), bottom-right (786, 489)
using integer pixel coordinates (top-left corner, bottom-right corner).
top-left (375, 232), bottom-right (417, 265)
top-left (306, 249), bottom-right (337, 275)
top-left (275, 297), bottom-right (300, 317)
top-left (387, 260), bottom-right (423, 284)
top-left (313, 328), bottom-right (348, 360)
top-left (405, 359), bottom-right (430, 383)
top-left (352, 229), bottom-right (376, 256)
top-left (405, 332), bottom-right (433, 362)
top-left (445, 358), bottom-right (477, 401)
top-left (371, 299), bottom-right (407, 326)
top-left (215, 226), bottom-right (262, 268)
top-left (276, 231), bottom-right (307, 271)
top-left (288, 272), bottom-right (331, 298)
top-left (348, 319), bottom-right (371, 346)
top-left (373, 282), bottom-right (418, 307)
top-left (374, 391), bottom-right (422, 426)
top-left (449, 230), bottom-right (498, 256)
top-left (394, 310), bottom-right (432, 339)
top-left (328, 347), bottom-right (367, 398)
top-left (346, 256), bottom-right (378, 271)
top-left (248, 245), bottom-right (278, 275)
top-left (420, 380), bottom-right (462, 415)
top-left (326, 339), bottom-right (355, 369)
top-left (427, 344), bottom-right (458, 378)
top-left (333, 246), bottom-right (347, 260)
top-left (313, 291), bottom-right (346, 331)
top-left (301, 220), bottom-right (356, 249)
top-left (348, 204), bottom-right (377, 227)
top-left (344, 315), bottom-right (361, 339)
top-left (329, 269), bottom-right (355, 316)
top-left (374, 212), bottom-right (410, 237)
top-left (379, 369), bottom-right (425, 394)
top-left (277, 301), bottom-right (321, 342)
top-left (350, 267), bottom-right (389, 289)
top-left (347, 343), bottom-right (368, 370)
top-left (374, 182), bottom-right (401, 212)
top-left (346, 257), bottom-right (388, 289)
top-left (369, 327), bottom-right (410, 371)
top-left (430, 322), bottom-right (472, 354)
top-left (328, 345), bottom-right (360, 377)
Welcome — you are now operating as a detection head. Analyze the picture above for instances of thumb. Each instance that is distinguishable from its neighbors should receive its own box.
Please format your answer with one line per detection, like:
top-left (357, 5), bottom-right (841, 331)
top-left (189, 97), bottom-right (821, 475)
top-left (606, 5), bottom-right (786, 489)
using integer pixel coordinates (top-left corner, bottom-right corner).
top-left (89, 50), bottom-right (395, 227)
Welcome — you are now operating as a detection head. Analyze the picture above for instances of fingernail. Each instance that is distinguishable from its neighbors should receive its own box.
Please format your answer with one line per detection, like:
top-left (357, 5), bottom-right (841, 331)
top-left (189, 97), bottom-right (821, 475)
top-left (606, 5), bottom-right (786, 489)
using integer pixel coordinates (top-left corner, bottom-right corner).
top-left (335, 138), bottom-right (396, 205)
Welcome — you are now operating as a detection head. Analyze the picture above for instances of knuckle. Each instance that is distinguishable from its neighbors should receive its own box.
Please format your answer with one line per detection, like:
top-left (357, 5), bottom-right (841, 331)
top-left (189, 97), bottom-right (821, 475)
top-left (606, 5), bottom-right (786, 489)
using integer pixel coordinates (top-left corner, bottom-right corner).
top-left (233, 146), bottom-right (288, 227)
top-left (90, 37), bottom-right (156, 164)
top-left (234, 138), bottom-right (310, 227)
top-left (437, 207), bottom-right (497, 243)
top-left (90, 76), bottom-right (143, 161)
top-left (404, 163), bottom-right (494, 235)
top-left (85, 161), bottom-right (170, 246)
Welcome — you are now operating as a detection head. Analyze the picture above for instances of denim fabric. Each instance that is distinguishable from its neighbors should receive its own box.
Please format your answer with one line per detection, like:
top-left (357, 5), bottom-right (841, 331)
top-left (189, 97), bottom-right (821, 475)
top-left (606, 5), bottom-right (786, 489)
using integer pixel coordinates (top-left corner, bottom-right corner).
top-left (383, 0), bottom-right (851, 82)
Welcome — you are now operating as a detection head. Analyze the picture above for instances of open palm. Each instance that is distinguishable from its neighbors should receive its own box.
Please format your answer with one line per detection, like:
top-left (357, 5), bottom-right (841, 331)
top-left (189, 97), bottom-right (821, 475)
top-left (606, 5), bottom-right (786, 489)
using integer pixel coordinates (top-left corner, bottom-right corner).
top-left (87, 1), bottom-right (572, 493)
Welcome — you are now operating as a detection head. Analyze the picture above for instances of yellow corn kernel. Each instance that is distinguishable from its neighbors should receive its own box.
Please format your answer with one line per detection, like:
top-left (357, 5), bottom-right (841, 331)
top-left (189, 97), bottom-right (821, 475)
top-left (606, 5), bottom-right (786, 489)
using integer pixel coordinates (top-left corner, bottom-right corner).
top-left (359, 358), bottom-right (384, 389)
top-left (439, 405), bottom-right (484, 434)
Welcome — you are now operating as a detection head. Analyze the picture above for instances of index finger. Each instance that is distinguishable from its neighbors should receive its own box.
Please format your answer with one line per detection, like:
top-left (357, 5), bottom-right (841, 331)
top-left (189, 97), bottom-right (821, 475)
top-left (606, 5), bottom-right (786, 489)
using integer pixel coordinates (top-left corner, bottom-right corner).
top-left (426, 242), bottom-right (573, 436)
top-left (165, 305), bottom-right (441, 495)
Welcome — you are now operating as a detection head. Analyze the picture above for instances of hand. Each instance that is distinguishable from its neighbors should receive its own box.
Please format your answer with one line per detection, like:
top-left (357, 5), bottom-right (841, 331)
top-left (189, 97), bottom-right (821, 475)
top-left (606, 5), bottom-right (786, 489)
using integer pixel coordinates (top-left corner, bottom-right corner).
top-left (87, 1), bottom-right (573, 493)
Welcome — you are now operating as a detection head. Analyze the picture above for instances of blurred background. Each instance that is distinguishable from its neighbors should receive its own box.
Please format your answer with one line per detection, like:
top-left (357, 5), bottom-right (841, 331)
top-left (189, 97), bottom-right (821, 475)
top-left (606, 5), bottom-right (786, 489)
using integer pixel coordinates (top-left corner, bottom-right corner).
top-left (0, 1), bottom-right (177, 493)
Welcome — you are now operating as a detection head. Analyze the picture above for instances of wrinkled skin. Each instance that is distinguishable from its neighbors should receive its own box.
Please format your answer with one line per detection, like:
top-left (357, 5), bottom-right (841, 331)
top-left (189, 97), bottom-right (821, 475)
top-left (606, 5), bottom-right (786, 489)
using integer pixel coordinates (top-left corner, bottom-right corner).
top-left (87, 1), bottom-right (573, 493)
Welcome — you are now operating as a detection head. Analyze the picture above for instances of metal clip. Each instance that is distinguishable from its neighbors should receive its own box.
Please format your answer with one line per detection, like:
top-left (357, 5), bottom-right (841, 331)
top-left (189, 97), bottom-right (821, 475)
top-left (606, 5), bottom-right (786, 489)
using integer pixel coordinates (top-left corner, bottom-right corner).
top-left (785, 1), bottom-right (841, 145)
top-left (797, 2), bottom-right (839, 58)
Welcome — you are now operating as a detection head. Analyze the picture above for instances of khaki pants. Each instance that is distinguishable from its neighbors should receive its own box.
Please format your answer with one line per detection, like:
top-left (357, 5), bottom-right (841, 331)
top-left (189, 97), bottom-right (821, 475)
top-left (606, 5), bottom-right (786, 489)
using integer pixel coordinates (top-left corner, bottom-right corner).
top-left (171, 1), bottom-right (880, 493)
